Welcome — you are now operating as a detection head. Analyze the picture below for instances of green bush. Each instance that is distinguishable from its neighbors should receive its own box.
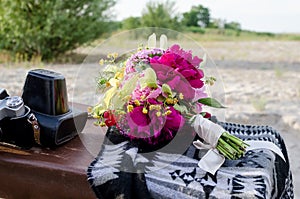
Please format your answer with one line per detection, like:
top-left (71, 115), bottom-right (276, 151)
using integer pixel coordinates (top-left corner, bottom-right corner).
top-left (0, 0), bottom-right (116, 61)
top-left (182, 5), bottom-right (210, 28)
top-left (141, 1), bottom-right (182, 31)
top-left (122, 17), bottom-right (142, 30)
top-left (185, 26), bottom-right (205, 34)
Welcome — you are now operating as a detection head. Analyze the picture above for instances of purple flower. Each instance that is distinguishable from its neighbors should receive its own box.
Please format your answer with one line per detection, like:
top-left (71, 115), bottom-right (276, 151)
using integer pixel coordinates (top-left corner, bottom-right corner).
top-left (125, 48), bottom-right (164, 74)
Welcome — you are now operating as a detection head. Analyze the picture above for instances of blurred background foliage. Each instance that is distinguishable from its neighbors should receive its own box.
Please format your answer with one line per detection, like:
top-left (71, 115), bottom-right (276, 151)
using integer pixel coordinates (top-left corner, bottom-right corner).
top-left (0, 0), bottom-right (299, 63)
top-left (0, 0), bottom-right (116, 61)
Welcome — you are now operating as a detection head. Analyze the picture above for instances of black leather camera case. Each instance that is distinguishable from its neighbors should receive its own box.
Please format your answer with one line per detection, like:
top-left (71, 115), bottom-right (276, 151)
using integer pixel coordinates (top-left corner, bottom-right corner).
top-left (22, 69), bottom-right (88, 147)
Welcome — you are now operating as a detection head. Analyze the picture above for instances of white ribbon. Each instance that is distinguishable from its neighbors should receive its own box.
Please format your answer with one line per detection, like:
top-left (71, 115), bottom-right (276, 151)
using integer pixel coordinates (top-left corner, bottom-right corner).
top-left (244, 140), bottom-right (286, 162)
top-left (191, 114), bottom-right (286, 175)
top-left (191, 114), bottom-right (225, 175)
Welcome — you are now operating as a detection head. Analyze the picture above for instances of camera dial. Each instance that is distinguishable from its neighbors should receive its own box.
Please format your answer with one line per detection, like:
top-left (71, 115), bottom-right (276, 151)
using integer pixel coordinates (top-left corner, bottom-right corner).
top-left (6, 96), bottom-right (24, 108)
top-left (0, 96), bottom-right (26, 120)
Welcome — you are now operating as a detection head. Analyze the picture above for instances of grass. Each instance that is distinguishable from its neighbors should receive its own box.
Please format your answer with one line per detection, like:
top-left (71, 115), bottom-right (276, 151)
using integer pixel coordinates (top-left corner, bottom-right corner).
top-left (1, 28), bottom-right (300, 65)
top-left (251, 96), bottom-right (267, 112)
top-left (274, 67), bottom-right (285, 78)
top-left (185, 28), bottom-right (300, 42)
top-left (0, 50), bottom-right (44, 67)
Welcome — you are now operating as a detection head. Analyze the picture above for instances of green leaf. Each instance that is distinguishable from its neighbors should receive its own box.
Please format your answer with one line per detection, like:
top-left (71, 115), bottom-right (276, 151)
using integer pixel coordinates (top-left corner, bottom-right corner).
top-left (198, 97), bottom-right (226, 108)
top-left (140, 68), bottom-right (157, 88)
top-left (162, 83), bottom-right (172, 96)
top-left (173, 104), bottom-right (189, 114)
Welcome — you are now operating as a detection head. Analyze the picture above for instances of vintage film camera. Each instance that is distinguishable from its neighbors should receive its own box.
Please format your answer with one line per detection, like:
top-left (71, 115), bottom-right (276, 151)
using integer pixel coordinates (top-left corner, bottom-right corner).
top-left (0, 69), bottom-right (88, 148)
top-left (0, 89), bottom-right (37, 149)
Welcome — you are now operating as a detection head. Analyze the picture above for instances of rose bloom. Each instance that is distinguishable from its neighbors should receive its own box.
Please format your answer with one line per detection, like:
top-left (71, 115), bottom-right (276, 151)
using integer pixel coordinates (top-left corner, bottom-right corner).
top-left (150, 44), bottom-right (204, 89)
top-left (149, 64), bottom-right (196, 100)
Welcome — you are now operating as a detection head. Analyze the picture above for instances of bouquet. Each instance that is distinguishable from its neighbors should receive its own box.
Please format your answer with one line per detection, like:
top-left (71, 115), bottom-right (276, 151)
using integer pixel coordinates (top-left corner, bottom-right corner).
top-left (90, 34), bottom-right (248, 174)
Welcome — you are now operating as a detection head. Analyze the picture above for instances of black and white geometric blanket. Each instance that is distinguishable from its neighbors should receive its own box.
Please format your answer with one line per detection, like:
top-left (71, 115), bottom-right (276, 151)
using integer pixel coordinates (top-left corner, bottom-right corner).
top-left (87, 122), bottom-right (294, 199)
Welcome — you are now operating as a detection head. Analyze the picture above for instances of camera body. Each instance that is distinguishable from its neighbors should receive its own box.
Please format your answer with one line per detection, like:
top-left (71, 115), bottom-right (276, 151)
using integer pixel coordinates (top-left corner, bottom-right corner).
top-left (0, 90), bottom-right (36, 148)
top-left (0, 69), bottom-right (88, 149)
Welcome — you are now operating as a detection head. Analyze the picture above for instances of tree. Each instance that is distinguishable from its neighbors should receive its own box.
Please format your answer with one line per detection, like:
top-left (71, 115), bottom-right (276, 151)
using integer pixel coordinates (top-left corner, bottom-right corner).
top-left (141, 1), bottom-right (181, 30)
top-left (225, 21), bottom-right (241, 31)
top-left (182, 5), bottom-right (210, 28)
top-left (122, 17), bottom-right (141, 30)
top-left (0, 0), bottom-right (116, 61)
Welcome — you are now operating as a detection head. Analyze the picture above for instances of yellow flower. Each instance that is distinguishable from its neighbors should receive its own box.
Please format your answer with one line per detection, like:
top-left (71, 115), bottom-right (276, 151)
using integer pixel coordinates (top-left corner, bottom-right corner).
top-left (93, 114), bottom-right (101, 119)
top-left (87, 106), bottom-right (93, 113)
top-left (99, 122), bottom-right (106, 127)
top-left (127, 105), bottom-right (134, 112)
top-left (107, 53), bottom-right (113, 59)
top-left (142, 107), bottom-right (148, 114)
top-left (124, 95), bottom-right (132, 101)
top-left (109, 78), bottom-right (120, 87)
top-left (134, 99), bottom-right (140, 106)
top-left (165, 110), bottom-right (172, 115)
top-left (114, 71), bottom-right (124, 79)
top-left (165, 98), bottom-right (174, 104)
top-left (179, 93), bottom-right (184, 100)
top-left (105, 81), bottom-right (111, 87)
top-left (149, 105), bottom-right (161, 110)
top-left (112, 53), bottom-right (118, 59)
top-left (140, 95), bottom-right (146, 100)
top-left (149, 105), bottom-right (155, 111)
top-left (99, 59), bottom-right (105, 65)
top-left (156, 111), bottom-right (161, 117)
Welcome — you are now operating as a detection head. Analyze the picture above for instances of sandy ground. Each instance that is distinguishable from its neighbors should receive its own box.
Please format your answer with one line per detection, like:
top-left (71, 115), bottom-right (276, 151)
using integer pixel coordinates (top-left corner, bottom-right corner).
top-left (1, 41), bottom-right (300, 197)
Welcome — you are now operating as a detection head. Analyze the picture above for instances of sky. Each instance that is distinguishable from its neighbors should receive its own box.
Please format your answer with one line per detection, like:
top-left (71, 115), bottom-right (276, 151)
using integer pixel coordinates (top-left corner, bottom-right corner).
top-left (113, 0), bottom-right (300, 33)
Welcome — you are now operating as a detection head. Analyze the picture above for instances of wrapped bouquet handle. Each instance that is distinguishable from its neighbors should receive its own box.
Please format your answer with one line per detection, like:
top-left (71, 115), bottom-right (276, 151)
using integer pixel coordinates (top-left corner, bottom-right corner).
top-left (191, 114), bottom-right (248, 174)
top-left (191, 114), bottom-right (286, 175)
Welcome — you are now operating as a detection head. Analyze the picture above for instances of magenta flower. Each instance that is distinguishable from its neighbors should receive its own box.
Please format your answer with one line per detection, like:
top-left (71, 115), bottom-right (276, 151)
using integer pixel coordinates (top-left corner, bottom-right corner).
top-left (129, 106), bottom-right (150, 127)
top-left (150, 44), bottom-right (205, 91)
top-left (124, 101), bottom-right (184, 145)
top-left (168, 44), bottom-right (202, 67)
top-left (164, 106), bottom-right (185, 131)
top-left (150, 63), bottom-right (196, 100)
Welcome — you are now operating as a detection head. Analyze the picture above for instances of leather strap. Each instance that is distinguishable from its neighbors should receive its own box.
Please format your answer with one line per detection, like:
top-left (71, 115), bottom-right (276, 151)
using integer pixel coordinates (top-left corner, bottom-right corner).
top-left (27, 113), bottom-right (41, 145)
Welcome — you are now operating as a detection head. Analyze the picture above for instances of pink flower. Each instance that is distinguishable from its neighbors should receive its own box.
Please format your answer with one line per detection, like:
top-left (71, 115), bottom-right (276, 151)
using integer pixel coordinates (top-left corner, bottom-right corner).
top-left (168, 44), bottom-right (202, 67)
top-left (193, 86), bottom-right (208, 101)
top-left (164, 106), bottom-right (185, 131)
top-left (124, 101), bottom-right (185, 145)
top-left (150, 44), bottom-right (204, 90)
top-left (150, 63), bottom-right (196, 100)
top-left (129, 106), bottom-right (150, 127)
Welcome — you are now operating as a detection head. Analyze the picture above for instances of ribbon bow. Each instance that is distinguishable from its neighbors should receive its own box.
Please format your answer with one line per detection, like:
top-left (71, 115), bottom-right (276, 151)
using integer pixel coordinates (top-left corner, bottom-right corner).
top-left (191, 114), bottom-right (286, 175)
top-left (191, 114), bottom-right (225, 175)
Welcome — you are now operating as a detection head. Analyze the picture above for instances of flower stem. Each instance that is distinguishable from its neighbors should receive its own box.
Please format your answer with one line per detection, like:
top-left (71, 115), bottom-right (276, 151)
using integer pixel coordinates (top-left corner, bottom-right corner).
top-left (216, 132), bottom-right (249, 160)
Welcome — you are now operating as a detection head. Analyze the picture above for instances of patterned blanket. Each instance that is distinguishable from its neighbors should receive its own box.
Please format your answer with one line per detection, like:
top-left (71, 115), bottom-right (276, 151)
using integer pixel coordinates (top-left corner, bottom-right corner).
top-left (87, 122), bottom-right (294, 199)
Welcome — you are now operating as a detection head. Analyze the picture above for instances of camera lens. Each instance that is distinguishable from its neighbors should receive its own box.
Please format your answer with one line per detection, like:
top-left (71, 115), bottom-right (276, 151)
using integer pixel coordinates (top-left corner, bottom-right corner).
top-left (6, 96), bottom-right (24, 108)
